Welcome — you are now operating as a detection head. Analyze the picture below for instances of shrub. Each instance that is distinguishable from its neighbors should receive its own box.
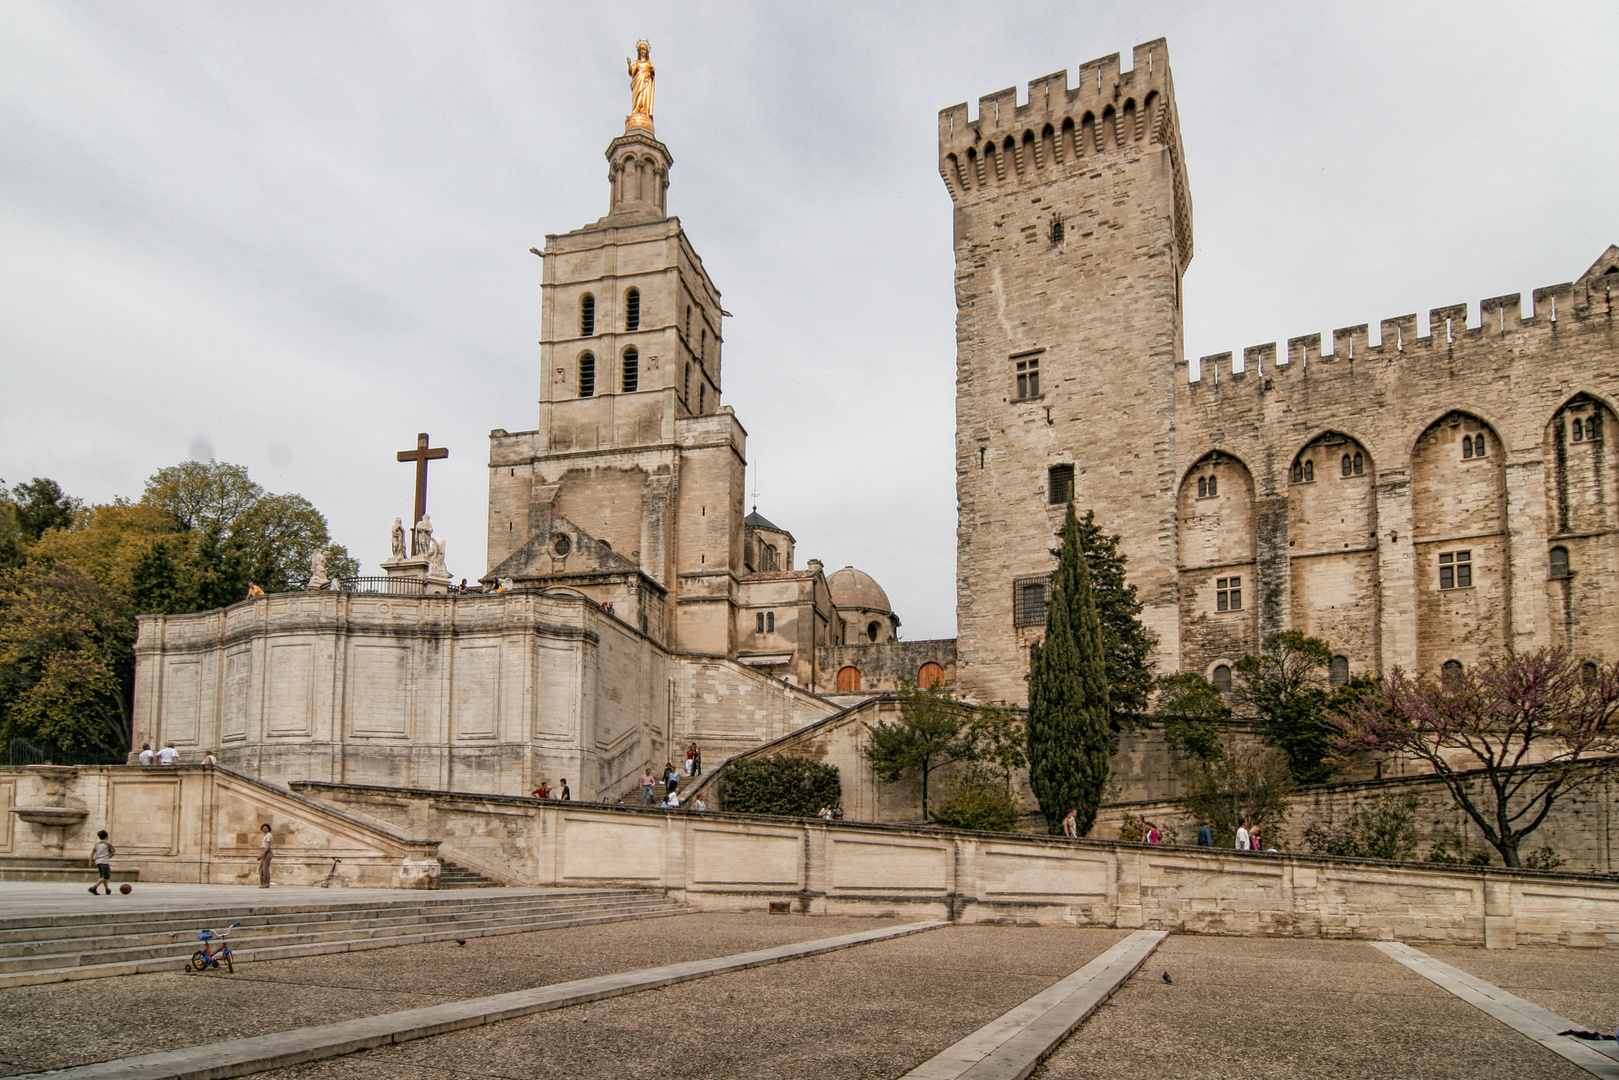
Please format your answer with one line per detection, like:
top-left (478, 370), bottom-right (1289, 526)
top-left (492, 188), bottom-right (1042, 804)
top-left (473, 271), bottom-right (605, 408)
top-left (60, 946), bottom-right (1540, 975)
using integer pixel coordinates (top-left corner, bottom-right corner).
top-left (930, 769), bottom-right (1020, 832)
top-left (1302, 794), bottom-right (1419, 861)
top-left (722, 756), bottom-right (839, 817)
top-left (1426, 841), bottom-right (1492, 866)
top-left (1523, 846), bottom-right (1565, 871)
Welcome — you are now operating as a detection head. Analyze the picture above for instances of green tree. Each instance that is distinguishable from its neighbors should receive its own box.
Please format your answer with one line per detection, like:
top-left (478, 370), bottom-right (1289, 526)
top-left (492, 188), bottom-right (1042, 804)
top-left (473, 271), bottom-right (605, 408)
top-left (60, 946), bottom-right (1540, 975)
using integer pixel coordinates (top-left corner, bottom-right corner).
top-left (864, 684), bottom-right (976, 820)
top-left (1233, 631), bottom-right (1373, 784)
top-left (128, 538), bottom-right (191, 615)
top-left (931, 766), bottom-right (1022, 832)
top-left (0, 562), bottom-right (134, 756)
top-left (1178, 738), bottom-right (1294, 847)
top-left (1302, 793), bottom-right (1419, 861)
top-left (0, 489), bottom-right (23, 570)
top-left (142, 460), bottom-right (262, 533)
top-left (722, 755), bottom-right (840, 817)
top-left (1152, 672), bottom-right (1229, 762)
top-left (7, 478), bottom-right (83, 541)
top-left (1027, 502), bottom-right (1112, 836)
top-left (1071, 510), bottom-right (1157, 740)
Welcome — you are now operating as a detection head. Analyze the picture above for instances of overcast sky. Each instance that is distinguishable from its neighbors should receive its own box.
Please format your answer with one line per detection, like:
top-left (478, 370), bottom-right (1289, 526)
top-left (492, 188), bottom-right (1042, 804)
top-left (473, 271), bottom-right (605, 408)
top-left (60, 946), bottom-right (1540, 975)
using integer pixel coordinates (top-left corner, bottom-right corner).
top-left (3, 3), bottom-right (1616, 640)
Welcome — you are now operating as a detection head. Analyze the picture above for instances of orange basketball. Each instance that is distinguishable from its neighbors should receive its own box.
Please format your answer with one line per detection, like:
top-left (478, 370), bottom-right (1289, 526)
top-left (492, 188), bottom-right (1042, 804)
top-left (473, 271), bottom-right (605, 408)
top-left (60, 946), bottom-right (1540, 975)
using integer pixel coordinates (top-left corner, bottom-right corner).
top-left (119, 883), bottom-right (132, 894)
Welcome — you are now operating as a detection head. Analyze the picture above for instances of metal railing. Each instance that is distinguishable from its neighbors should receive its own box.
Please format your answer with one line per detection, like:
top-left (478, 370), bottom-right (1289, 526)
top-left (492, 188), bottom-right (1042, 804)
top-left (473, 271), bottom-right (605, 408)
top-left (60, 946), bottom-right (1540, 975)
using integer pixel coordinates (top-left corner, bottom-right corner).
top-left (340, 576), bottom-right (430, 596)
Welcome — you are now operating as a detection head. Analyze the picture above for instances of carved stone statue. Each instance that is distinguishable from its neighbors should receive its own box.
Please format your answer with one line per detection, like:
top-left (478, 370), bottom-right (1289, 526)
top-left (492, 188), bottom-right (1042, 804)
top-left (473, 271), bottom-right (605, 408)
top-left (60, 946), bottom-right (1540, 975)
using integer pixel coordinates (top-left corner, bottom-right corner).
top-left (626, 40), bottom-right (654, 131)
top-left (426, 538), bottom-right (449, 579)
top-left (305, 548), bottom-right (329, 591)
top-left (413, 515), bottom-right (434, 558)
top-left (390, 517), bottom-right (407, 560)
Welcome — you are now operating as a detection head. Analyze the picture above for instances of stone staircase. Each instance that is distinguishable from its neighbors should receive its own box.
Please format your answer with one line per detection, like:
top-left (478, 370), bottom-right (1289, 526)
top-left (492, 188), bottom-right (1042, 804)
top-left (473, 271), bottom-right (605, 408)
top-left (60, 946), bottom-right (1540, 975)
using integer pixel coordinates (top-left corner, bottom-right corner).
top-left (437, 859), bottom-right (502, 888)
top-left (0, 857), bottom-right (141, 884)
top-left (0, 887), bottom-right (684, 988)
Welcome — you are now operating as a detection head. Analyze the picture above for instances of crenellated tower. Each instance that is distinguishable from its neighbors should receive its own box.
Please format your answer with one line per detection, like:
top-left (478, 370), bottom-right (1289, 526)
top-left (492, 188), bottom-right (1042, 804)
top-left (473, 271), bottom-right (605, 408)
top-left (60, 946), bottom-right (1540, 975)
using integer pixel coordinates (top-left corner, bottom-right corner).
top-left (943, 39), bottom-right (1192, 704)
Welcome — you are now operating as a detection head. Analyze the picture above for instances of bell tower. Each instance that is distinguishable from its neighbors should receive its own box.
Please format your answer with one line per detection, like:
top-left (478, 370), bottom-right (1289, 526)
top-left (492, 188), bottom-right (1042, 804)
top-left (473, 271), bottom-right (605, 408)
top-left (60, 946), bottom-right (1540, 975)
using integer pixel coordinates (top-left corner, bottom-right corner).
top-left (942, 40), bottom-right (1192, 704)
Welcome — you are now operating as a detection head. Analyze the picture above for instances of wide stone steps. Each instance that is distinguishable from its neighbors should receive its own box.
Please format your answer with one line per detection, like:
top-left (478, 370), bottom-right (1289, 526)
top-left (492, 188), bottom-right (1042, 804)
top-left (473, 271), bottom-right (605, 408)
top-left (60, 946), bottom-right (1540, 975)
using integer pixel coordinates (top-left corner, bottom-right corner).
top-left (436, 859), bottom-right (502, 888)
top-left (0, 888), bottom-right (683, 988)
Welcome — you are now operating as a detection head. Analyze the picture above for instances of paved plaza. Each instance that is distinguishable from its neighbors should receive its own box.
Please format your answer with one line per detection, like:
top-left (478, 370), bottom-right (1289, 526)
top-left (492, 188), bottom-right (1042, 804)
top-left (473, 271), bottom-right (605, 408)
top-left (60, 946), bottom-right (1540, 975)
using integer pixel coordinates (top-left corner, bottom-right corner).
top-left (0, 884), bottom-right (1614, 1079)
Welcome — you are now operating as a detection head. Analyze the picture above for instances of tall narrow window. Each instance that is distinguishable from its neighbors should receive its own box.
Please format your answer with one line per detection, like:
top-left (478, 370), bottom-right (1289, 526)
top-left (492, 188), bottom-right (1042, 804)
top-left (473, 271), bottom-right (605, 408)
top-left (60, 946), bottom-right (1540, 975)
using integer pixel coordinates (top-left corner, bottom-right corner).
top-left (1206, 475), bottom-right (1218, 497)
top-left (624, 288), bottom-right (640, 331)
top-left (685, 304), bottom-right (692, 338)
top-left (1582, 661), bottom-right (1599, 685)
top-left (1329, 655), bottom-right (1350, 687)
top-left (1212, 664), bottom-right (1232, 694)
top-left (700, 328), bottom-right (706, 358)
top-left (1215, 576), bottom-right (1241, 612)
top-left (1342, 454), bottom-right (1353, 477)
top-left (621, 347), bottom-right (639, 393)
top-left (1015, 357), bottom-right (1040, 399)
top-left (756, 612), bottom-right (765, 633)
top-left (1439, 550), bottom-right (1472, 589)
top-left (1584, 417), bottom-right (1596, 441)
top-left (1197, 477), bottom-right (1208, 498)
top-left (1048, 464), bottom-right (1074, 505)
top-left (1475, 432), bottom-right (1487, 456)
top-left (1049, 217), bottom-right (1064, 244)
top-left (580, 294), bottom-right (595, 336)
top-left (1550, 546), bottom-right (1570, 579)
top-left (767, 611), bottom-right (775, 633)
top-left (683, 362), bottom-right (692, 405)
top-left (1291, 462), bottom-right (1303, 484)
top-left (699, 385), bottom-right (706, 413)
top-left (578, 352), bottom-right (596, 397)
top-left (1462, 434), bottom-right (1474, 459)
top-left (1572, 418), bottom-right (1585, 443)
top-left (1302, 460), bottom-right (1314, 482)
top-left (1353, 451), bottom-right (1364, 475)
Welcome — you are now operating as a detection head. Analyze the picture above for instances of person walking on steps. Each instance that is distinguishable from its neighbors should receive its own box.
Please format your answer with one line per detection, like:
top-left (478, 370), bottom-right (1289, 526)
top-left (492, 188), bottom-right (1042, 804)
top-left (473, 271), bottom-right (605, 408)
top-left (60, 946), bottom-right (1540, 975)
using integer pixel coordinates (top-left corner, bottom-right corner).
top-left (640, 767), bottom-right (656, 805)
top-left (88, 831), bottom-right (116, 894)
top-left (257, 824), bottom-right (273, 887)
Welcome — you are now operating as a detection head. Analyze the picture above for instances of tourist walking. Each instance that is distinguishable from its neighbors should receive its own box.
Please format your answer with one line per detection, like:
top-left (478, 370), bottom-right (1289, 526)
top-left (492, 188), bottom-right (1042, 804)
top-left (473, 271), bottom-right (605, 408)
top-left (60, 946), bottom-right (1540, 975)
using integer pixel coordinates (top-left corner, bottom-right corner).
top-left (257, 824), bottom-right (273, 887)
top-left (640, 768), bottom-right (655, 805)
top-left (1235, 819), bottom-right (1251, 851)
top-left (692, 744), bottom-right (702, 777)
top-left (1197, 819), bottom-right (1213, 847)
top-left (1249, 825), bottom-right (1263, 853)
top-left (87, 830), bottom-right (115, 895)
top-left (1144, 821), bottom-right (1161, 844)
top-left (1061, 809), bottom-right (1078, 838)
top-left (684, 743), bottom-right (695, 776)
top-left (157, 742), bottom-right (179, 765)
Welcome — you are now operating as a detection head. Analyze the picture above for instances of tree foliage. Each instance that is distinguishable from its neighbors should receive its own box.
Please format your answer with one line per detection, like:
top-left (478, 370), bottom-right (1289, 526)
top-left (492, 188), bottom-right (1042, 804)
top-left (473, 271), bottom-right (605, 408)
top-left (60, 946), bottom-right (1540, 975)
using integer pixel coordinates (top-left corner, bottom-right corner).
top-left (1152, 672), bottom-right (1229, 762)
top-left (1177, 738), bottom-right (1294, 848)
top-left (863, 684), bottom-right (1024, 821)
top-left (1232, 631), bottom-right (1373, 784)
top-left (931, 766), bottom-right (1022, 832)
top-left (143, 460), bottom-right (263, 533)
top-left (1027, 502), bottom-right (1112, 836)
top-left (1302, 793), bottom-right (1419, 861)
top-left (1333, 648), bottom-right (1619, 868)
top-left (7, 478), bottom-right (83, 541)
top-left (723, 755), bottom-right (841, 817)
top-left (1070, 510), bottom-right (1158, 739)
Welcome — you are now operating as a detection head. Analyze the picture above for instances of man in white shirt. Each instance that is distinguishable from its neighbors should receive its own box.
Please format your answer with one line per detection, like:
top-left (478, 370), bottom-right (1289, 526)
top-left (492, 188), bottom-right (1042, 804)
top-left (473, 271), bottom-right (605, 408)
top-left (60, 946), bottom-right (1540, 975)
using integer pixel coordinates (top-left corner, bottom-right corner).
top-left (157, 743), bottom-right (180, 766)
top-left (137, 744), bottom-right (155, 766)
top-left (1235, 820), bottom-right (1251, 851)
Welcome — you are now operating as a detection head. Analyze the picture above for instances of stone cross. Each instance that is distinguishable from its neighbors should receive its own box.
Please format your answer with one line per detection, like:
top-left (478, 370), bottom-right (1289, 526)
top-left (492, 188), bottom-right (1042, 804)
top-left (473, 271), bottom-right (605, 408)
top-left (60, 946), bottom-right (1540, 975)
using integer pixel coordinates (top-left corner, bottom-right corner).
top-left (396, 433), bottom-right (448, 548)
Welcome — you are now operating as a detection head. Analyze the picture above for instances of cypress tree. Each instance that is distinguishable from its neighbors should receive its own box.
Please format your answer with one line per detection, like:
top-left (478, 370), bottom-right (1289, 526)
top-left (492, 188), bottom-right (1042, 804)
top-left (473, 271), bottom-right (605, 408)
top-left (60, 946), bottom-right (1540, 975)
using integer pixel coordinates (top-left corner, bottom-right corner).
top-left (1027, 502), bottom-right (1112, 835)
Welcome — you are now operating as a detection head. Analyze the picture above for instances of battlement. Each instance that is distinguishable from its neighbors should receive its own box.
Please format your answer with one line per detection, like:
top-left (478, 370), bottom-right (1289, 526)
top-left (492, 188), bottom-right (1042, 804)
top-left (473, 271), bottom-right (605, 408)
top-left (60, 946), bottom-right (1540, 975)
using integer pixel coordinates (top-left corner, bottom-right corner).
top-left (1191, 271), bottom-right (1615, 385)
top-left (938, 38), bottom-right (1186, 211)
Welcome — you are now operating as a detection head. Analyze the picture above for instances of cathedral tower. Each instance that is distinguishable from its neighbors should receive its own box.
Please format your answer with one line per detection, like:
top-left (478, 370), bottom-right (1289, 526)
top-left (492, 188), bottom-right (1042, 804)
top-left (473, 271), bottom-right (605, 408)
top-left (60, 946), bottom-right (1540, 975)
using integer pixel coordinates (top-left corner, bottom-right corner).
top-left (942, 40), bottom-right (1192, 704)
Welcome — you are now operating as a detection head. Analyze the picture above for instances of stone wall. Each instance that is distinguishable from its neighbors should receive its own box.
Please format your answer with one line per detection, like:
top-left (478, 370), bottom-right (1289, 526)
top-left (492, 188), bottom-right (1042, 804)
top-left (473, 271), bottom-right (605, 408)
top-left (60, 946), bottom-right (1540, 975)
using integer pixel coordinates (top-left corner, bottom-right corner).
top-left (0, 765), bottom-right (440, 888)
top-left (815, 638), bottom-right (958, 696)
top-left (296, 779), bottom-right (1619, 948)
top-left (1093, 762), bottom-right (1619, 872)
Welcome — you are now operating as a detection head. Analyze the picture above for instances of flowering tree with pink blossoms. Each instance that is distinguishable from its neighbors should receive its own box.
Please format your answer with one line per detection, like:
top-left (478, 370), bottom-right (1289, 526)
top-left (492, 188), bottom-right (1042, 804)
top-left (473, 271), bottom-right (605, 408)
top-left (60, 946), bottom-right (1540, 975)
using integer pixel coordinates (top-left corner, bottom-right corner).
top-left (1333, 649), bottom-right (1619, 868)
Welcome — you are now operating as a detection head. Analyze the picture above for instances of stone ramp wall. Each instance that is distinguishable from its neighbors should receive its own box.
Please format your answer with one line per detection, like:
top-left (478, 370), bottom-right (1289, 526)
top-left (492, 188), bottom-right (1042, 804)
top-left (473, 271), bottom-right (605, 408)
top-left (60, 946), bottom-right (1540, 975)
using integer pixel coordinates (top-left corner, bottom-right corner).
top-left (0, 765), bottom-right (441, 888)
top-left (293, 780), bottom-right (1619, 948)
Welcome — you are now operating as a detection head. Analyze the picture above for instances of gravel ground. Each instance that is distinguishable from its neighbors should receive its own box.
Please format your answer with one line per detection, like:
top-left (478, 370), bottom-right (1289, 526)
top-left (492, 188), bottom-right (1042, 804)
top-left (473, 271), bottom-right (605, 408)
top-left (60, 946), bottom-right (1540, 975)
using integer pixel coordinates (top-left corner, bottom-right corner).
top-left (1425, 944), bottom-right (1619, 1035)
top-left (1033, 935), bottom-right (1590, 1080)
top-left (254, 925), bottom-right (1131, 1080)
top-left (0, 912), bottom-right (906, 1074)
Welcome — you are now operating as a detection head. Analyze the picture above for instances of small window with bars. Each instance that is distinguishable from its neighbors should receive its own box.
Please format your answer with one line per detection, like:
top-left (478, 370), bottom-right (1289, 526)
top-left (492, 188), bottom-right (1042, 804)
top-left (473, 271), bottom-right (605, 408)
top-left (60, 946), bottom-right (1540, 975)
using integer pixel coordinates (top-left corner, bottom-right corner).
top-left (1014, 357), bottom-right (1040, 399)
top-left (579, 352), bottom-right (596, 397)
top-left (1012, 575), bottom-right (1050, 627)
top-left (1048, 464), bottom-right (1074, 505)
top-left (622, 347), bottom-right (639, 393)
top-left (580, 294), bottom-right (595, 336)
top-left (625, 288), bottom-right (641, 331)
top-left (1439, 550), bottom-right (1472, 589)
top-left (1049, 217), bottom-right (1064, 244)
top-left (1215, 576), bottom-right (1242, 612)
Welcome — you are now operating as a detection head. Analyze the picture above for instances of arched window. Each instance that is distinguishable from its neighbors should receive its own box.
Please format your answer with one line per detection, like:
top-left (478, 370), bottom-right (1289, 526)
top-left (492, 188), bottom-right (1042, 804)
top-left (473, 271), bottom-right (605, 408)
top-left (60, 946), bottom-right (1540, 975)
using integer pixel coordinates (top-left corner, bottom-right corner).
top-left (1572, 418), bottom-right (1585, 442)
top-left (701, 328), bottom-right (707, 358)
top-left (624, 288), bottom-right (640, 331)
top-left (1329, 655), bottom-right (1350, 687)
top-left (918, 662), bottom-right (944, 689)
top-left (866, 621), bottom-right (880, 642)
top-left (1476, 432), bottom-right (1488, 456)
top-left (685, 304), bottom-right (692, 338)
top-left (836, 666), bottom-right (861, 693)
top-left (699, 385), bottom-right (706, 413)
top-left (1342, 454), bottom-right (1353, 477)
top-left (1582, 661), bottom-right (1599, 685)
top-left (1353, 452), bottom-right (1364, 475)
top-left (578, 352), bottom-right (596, 397)
top-left (683, 362), bottom-right (692, 405)
top-left (622, 347), bottom-right (639, 393)
top-left (1207, 475), bottom-right (1218, 497)
top-left (1291, 461), bottom-right (1303, 484)
top-left (1211, 664), bottom-right (1232, 694)
top-left (1462, 434), bottom-right (1474, 459)
top-left (1550, 546), bottom-right (1570, 579)
top-left (1441, 659), bottom-right (1463, 684)
top-left (1197, 477), bottom-right (1208, 498)
top-left (1302, 460), bottom-right (1314, 482)
top-left (580, 294), bottom-right (595, 336)
top-left (1585, 417), bottom-right (1596, 441)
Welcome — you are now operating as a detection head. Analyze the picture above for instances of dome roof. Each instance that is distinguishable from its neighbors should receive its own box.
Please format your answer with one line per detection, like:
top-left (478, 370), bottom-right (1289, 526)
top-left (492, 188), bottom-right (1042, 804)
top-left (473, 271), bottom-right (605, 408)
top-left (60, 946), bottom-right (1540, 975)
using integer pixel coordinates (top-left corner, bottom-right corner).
top-left (827, 566), bottom-right (891, 613)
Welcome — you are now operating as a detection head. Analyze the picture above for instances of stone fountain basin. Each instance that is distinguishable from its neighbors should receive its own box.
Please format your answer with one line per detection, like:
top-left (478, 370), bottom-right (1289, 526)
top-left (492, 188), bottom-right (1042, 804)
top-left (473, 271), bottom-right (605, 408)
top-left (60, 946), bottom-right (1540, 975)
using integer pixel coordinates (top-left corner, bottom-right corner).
top-left (11, 806), bottom-right (89, 826)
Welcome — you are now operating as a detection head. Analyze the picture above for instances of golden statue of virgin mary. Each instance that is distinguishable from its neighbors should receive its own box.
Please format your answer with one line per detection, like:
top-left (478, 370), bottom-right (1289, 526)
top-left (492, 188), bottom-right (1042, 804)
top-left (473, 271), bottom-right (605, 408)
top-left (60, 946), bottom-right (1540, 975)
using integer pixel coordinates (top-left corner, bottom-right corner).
top-left (626, 40), bottom-right (655, 132)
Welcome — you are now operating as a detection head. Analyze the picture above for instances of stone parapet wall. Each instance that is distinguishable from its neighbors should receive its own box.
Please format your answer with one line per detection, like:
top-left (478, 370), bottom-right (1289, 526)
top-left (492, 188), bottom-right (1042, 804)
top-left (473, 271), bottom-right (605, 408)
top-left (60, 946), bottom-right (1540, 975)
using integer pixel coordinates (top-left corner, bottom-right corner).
top-left (294, 780), bottom-right (1619, 948)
